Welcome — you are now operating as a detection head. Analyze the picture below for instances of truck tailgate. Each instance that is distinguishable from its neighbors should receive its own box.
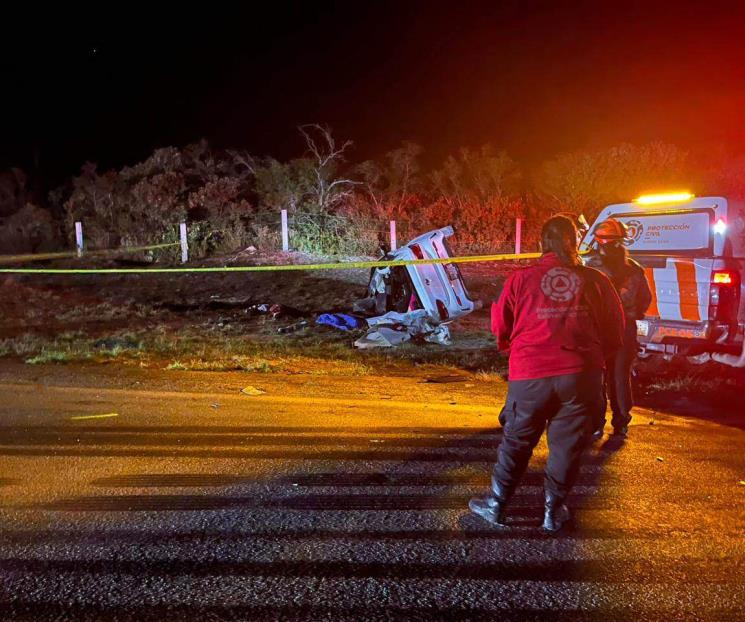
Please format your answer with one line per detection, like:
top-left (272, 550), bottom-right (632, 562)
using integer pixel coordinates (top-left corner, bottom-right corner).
top-left (642, 257), bottom-right (713, 321)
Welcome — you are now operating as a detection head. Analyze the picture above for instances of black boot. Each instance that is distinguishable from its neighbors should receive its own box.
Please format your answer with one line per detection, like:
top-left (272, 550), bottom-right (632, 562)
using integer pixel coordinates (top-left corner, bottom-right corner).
top-left (469, 482), bottom-right (509, 527)
top-left (542, 492), bottom-right (571, 533)
top-left (612, 414), bottom-right (631, 437)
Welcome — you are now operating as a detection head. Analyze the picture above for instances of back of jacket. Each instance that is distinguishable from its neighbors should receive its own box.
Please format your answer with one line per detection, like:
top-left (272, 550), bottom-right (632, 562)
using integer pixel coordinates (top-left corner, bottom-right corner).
top-left (492, 253), bottom-right (625, 381)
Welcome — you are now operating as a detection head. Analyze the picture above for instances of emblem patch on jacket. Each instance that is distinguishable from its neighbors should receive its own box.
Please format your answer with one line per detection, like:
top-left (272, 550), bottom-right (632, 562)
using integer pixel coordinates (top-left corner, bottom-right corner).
top-left (540, 267), bottom-right (581, 303)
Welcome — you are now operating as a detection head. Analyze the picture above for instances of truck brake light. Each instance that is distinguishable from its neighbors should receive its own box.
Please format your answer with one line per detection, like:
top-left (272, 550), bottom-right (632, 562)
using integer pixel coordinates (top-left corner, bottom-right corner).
top-left (410, 244), bottom-right (424, 259)
top-left (713, 270), bottom-right (734, 285)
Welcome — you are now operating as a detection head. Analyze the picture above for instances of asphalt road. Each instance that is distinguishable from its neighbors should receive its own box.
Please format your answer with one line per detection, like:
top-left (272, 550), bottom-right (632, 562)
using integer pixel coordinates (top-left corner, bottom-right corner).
top-left (0, 362), bottom-right (743, 621)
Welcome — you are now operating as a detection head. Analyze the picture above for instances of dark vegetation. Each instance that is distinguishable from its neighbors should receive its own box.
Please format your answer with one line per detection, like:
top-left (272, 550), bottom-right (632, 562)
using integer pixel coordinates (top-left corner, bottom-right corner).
top-left (4, 126), bottom-right (744, 259)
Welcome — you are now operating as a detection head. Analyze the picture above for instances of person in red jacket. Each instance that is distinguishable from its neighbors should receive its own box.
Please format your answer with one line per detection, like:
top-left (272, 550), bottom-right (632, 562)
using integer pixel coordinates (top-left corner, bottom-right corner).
top-left (469, 214), bottom-right (624, 533)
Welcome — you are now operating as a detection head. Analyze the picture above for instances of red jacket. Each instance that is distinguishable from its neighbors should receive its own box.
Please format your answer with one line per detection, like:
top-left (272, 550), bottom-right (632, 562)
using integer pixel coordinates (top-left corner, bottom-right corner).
top-left (491, 253), bottom-right (625, 381)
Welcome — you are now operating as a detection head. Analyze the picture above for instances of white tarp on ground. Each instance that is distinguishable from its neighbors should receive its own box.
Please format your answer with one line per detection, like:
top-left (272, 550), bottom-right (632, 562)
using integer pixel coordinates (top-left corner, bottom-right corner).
top-left (354, 310), bottom-right (451, 349)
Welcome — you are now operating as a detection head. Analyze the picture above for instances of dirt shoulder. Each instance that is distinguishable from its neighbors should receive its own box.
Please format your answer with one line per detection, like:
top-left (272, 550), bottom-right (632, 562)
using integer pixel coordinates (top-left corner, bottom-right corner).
top-left (2, 252), bottom-right (743, 427)
top-left (0, 253), bottom-right (517, 376)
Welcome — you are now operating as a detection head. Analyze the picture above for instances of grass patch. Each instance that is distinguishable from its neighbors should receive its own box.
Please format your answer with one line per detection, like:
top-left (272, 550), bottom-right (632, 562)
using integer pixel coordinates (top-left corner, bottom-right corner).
top-left (646, 374), bottom-right (729, 394)
top-left (0, 331), bottom-right (144, 365)
top-left (166, 357), bottom-right (276, 372)
top-left (0, 322), bottom-right (499, 376)
top-left (0, 334), bottom-right (51, 356)
top-left (25, 350), bottom-right (81, 365)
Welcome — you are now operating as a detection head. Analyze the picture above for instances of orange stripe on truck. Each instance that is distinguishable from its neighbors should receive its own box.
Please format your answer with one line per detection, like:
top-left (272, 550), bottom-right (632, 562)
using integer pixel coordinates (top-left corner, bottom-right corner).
top-left (674, 261), bottom-right (701, 321)
top-left (644, 268), bottom-right (659, 317)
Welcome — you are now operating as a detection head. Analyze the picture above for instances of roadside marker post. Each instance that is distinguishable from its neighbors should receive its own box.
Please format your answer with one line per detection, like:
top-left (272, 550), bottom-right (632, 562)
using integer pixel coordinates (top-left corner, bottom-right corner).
top-left (390, 220), bottom-right (397, 251)
top-left (75, 222), bottom-right (84, 258)
top-left (281, 210), bottom-right (289, 252)
top-left (179, 223), bottom-right (189, 263)
top-left (515, 218), bottom-right (523, 255)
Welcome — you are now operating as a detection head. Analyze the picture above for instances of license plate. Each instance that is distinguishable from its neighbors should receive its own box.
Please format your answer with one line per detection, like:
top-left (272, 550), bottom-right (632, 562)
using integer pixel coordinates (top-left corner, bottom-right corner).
top-left (636, 320), bottom-right (649, 337)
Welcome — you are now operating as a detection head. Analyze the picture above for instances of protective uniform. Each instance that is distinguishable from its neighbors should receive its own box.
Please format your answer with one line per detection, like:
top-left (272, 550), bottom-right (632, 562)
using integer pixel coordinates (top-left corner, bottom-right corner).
top-left (470, 250), bottom-right (624, 532)
top-left (586, 219), bottom-right (652, 434)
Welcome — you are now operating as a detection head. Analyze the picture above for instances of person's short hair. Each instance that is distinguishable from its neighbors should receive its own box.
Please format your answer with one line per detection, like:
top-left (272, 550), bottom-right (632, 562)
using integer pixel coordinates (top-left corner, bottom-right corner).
top-left (541, 215), bottom-right (580, 266)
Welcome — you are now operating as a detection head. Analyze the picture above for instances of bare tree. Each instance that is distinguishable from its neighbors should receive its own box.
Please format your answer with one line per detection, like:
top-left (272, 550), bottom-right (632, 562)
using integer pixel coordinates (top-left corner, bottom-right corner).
top-left (227, 150), bottom-right (258, 177)
top-left (298, 124), bottom-right (359, 212)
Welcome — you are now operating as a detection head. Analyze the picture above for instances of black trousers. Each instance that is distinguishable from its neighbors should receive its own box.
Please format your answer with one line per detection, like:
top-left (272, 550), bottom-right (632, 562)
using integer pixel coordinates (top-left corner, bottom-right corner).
top-left (492, 369), bottom-right (603, 501)
top-left (602, 322), bottom-right (638, 429)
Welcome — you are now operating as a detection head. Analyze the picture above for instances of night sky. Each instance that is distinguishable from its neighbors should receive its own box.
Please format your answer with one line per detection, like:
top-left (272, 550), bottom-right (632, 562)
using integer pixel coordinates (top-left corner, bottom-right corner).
top-left (3, 1), bottom-right (745, 186)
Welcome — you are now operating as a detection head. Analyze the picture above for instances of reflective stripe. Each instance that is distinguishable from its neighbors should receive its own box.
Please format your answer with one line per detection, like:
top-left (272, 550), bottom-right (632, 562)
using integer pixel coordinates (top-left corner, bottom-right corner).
top-left (654, 264), bottom-right (683, 321)
top-left (674, 261), bottom-right (701, 321)
top-left (693, 261), bottom-right (714, 321)
top-left (644, 268), bottom-right (660, 317)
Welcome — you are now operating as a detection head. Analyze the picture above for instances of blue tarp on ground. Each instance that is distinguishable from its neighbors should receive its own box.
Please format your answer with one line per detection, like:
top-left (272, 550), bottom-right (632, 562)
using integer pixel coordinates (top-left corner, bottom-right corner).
top-left (316, 313), bottom-right (367, 331)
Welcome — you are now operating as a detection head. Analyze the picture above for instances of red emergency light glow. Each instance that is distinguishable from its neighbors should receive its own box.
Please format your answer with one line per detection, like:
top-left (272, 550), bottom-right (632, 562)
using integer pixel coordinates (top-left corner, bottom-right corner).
top-left (713, 270), bottom-right (734, 285)
top-left (713, 218), bottom-right (727, 235)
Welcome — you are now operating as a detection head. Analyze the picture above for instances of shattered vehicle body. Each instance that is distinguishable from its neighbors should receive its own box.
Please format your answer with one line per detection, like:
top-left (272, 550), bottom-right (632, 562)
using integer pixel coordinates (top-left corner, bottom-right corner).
top-left (352, 227), bottom-right (477, 347)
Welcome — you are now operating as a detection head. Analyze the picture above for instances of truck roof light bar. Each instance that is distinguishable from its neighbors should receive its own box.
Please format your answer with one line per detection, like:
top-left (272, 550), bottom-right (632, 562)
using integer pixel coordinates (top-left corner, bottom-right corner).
top-left (633, 192), bottom-right (694, 205)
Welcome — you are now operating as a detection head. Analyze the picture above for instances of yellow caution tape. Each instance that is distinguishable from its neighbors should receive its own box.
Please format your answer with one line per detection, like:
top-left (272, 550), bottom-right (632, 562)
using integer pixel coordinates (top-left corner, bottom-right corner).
top-left (0, 242), bottom-right (181, 265)
top-left (0, 251), bottom-right (542, 275)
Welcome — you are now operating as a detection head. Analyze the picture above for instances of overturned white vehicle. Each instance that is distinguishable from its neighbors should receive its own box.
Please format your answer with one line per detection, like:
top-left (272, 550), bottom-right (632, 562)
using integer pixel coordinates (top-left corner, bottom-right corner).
top-left (353, 227), bottom-right (477, 348)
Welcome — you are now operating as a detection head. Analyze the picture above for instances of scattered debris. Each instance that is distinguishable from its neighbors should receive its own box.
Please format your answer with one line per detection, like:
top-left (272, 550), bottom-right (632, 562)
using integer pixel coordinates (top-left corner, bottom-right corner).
top-left (247, 303), bottom-right (271, 314)
top-left (739, 481), bottom-right (745, 486)
top-left (655, 456), bottom-right (665, 462)
top-left (277, 320), bottom-right (310, 334)
top-left (354, 309), bottom-right (452, 349)
top-left (210, 403), bottom-right (221, 409)
top-left (355, 326), bottom-right (411, 349)
top-left (240, 386), bottom-right (266, 396)
top-left (249, 303), bottom-right (303, 320)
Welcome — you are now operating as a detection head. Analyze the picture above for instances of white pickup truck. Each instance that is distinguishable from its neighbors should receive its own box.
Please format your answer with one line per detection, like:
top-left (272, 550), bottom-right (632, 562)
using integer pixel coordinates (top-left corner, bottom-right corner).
top-left (581, 193), bottom-right (745, 360)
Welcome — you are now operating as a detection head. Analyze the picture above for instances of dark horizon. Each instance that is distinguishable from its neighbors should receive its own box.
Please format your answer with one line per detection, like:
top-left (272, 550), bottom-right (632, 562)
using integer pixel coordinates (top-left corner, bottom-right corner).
top-left (3, 1), bottom-right (745, 187)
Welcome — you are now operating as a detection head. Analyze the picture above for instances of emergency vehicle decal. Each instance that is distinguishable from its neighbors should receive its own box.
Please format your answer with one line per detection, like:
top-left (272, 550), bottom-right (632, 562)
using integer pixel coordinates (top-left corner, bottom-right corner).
top-left (643, 258), bottom-right (712, 321)
top-left (624, 220), bottom-right (644, 246)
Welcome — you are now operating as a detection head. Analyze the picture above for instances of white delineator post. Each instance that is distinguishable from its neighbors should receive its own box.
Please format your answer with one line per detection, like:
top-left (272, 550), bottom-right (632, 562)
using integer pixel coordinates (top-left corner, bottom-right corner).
top-left (179, 222), bottom-right (188, 263)
top-left (75, 221), bottom-right (84, 257)
top-left (281, 209), bottom-right (289, 252)
top-left (389, 220), bottom-right (397, 251)
top-left (515, 217), bottom-right (523, 255)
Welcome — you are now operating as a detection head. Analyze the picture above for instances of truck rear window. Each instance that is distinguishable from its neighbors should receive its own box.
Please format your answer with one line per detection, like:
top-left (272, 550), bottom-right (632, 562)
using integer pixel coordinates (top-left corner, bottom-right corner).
top-left (614, 210), bottom-right (712, 253)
